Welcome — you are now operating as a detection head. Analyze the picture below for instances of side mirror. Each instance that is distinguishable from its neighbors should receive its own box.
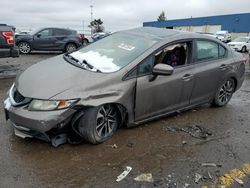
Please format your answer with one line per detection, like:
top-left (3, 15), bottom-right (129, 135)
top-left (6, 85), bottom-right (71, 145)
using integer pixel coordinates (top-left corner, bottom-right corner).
top-left (36, 33), bottom-right (41, 38)
top-left (152, 64), bottom-right (174, 76)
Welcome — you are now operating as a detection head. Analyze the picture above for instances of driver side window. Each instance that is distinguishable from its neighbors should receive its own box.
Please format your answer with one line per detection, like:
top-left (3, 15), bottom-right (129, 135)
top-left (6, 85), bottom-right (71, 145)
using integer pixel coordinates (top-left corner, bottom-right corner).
top-left (137, 42), bottom-right (189, 77)
top-left (37, 29), bottom-right (52, 37)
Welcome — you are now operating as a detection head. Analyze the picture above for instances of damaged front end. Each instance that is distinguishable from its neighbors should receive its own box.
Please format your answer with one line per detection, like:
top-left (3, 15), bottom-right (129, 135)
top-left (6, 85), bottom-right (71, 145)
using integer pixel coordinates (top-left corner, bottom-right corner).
top-left (4, 83), bottom-right (84, 147)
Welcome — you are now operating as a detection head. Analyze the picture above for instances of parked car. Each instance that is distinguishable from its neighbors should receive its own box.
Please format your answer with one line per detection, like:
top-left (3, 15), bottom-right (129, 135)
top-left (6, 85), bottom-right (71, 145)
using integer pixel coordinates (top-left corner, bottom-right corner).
top-left (215, 30), bottom-right (232, 43)
top-left (4, 27), bottom-right (245, 147)
top-left (227, 36), bottom-right (250, 53)
top-left (0, 24), bottom-right (19, 58)
top-left (92, 32), bottom-right (110, 42)
top-left (15, 31), bottom-right (30, 38)
top-left (196, 32), bottom-right (218, 39)
top-left (15, 27), bottom-right (89, 54)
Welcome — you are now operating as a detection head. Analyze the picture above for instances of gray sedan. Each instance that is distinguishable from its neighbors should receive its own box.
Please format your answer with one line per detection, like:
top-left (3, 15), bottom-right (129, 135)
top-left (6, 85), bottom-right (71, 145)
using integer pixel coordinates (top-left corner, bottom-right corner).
top-left (3, 27), bottom-right (245, 147)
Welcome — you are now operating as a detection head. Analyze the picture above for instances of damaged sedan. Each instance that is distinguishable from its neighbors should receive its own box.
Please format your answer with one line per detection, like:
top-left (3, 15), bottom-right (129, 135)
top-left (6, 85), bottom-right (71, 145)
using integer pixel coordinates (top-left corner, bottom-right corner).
top-left (3, 27), bottom-right (245, 147)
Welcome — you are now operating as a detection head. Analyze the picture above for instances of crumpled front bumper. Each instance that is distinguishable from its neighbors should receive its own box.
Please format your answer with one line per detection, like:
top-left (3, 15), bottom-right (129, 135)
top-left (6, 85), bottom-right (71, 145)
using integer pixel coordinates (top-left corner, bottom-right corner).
top-left (4, 97), bottom-right (77, 142)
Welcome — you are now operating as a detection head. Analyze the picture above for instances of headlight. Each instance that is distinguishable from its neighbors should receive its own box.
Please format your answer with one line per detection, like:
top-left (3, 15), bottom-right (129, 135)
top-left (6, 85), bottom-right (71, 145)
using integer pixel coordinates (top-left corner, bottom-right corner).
top-left (28, 99), bottom-right (78, 111)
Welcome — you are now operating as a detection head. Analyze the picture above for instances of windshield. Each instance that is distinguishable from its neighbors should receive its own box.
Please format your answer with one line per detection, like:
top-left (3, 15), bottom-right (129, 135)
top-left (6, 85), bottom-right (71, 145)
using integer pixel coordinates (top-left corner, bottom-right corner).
top-left (69, 32), bottom-right (158, 73)
top-left (233, 37), bottom-right (249, 42)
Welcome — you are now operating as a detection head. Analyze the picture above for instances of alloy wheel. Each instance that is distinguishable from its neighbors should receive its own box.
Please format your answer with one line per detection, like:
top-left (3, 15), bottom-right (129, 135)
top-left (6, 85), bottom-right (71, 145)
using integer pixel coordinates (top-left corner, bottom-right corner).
top-left (218, 80), bottom-right (234, 104)
top-left (96, 104), bottom-right (117, 138)
top-left (18, 42), bottom-right (31, 54)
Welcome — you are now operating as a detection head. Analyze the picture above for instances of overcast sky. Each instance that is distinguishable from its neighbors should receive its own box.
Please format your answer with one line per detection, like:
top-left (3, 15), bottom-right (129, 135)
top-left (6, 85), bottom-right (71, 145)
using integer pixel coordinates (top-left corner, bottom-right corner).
top-left (0, 0), bottom-right (249, 33)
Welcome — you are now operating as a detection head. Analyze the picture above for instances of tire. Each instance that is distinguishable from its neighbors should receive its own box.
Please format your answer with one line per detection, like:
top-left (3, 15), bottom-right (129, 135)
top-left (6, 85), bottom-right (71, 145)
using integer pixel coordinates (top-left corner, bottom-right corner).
top-left (213, 78), bottom-right (235, 107)
top-left (18, 42), bottom-right (31, 54)
top-left (83, 39), bottom-right (89, 46)
top-left (78, 104), bottom-right (119, 144)
top-left (65, 43), bottom-right (77, 52)
top-left (241, 46), bottom-right (247, 53)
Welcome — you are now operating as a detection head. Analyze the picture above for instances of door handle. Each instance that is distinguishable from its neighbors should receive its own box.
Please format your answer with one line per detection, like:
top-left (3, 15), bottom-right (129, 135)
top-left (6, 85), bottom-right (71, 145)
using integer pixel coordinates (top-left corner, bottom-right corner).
top-left (220, 64), bottom-right (228, 70)
top-left (182, 74), bottom-right (193, 81)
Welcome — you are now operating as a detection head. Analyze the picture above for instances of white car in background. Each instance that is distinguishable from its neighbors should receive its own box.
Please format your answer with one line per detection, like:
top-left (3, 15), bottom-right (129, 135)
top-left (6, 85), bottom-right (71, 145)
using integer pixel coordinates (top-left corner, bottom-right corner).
top-left (215, 30), bottom-right (232, 43)
top-left (228, 36), bottom-right (250, 53)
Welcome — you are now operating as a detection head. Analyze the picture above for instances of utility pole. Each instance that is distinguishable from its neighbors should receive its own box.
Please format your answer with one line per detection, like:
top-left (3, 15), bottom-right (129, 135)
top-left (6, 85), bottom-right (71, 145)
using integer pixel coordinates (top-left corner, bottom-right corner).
top-left (90, 5), bottom-right (93, 35)
top-left (82, 20), bottom-right (84, 33)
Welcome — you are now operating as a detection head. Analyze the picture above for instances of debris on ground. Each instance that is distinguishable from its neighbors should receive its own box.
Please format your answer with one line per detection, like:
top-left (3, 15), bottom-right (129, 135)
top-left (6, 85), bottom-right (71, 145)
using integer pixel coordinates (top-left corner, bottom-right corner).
top-left (234, 178), bottom-right (244, 186)
top-left (127, 141), bottom-right (134, 148)
top-left (201, 163), bottom-right (222, 167)
top-left (195, 173), bottom-right (203, 183)
top-left (164, 125), bottom-right (212, 139)
top-left (183, 183), bottom-right (190, 188)
top-left (134, 173), bottom-right (154, 183)
top-left (207, 171), bottom-right (212, 180)
top-left (107, 144), bottom-right (118, 149)
top-left (182, 140), bottom-right (187, 145)
top-left (153, 178), bottom-right (164, 186)
top-left (116, 166), bottom-right (132, 182)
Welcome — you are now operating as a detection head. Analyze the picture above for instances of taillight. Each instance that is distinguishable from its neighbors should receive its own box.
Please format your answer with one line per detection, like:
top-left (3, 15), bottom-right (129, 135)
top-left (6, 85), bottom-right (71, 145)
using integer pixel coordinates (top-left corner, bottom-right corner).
top-left (2, 32), bottom-right (14, 44)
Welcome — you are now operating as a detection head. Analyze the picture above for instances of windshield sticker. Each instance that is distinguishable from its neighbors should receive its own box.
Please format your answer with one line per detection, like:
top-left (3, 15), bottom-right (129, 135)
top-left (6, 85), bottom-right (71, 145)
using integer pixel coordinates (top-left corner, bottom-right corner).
top-left (118, 43), bottom-right (135, 51)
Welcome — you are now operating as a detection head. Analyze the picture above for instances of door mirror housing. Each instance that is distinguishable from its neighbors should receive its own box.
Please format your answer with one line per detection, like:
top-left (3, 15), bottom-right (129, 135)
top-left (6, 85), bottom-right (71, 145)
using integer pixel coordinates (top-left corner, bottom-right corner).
top-left (152, 64), bottom-right (174, 76)
top-left (36, 33), bottom-right (41, 38)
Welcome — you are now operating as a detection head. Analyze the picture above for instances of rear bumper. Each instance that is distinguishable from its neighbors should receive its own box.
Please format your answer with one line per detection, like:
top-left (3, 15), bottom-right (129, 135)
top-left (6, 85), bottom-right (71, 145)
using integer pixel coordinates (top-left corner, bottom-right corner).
top-left (0, 46), bottom-right (19, 58)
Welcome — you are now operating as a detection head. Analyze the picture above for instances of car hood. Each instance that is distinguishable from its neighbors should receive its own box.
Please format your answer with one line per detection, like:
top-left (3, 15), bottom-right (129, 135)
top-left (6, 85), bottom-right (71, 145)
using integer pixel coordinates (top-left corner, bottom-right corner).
top-left (16, 55), bottom-right (122, 100)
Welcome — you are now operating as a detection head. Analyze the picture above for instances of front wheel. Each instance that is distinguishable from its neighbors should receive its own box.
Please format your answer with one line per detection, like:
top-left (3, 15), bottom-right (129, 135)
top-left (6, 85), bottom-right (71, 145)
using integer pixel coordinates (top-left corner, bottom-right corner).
top-left (213, 78), bottom-right (235, 107)
top-left (78, 104), bottom-right (119, 144)
top-left (18, 42), bottom-right (31, 54)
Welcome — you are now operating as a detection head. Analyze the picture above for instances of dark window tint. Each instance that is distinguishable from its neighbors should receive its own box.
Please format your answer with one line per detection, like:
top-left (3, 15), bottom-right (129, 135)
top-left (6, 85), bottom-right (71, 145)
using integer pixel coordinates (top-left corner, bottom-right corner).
top-left (124, 68), bottom-right (137, 80)
top-left (54, 29), bottom-right (72, 36)
top-left (138, 56), bottom-right (154, 75)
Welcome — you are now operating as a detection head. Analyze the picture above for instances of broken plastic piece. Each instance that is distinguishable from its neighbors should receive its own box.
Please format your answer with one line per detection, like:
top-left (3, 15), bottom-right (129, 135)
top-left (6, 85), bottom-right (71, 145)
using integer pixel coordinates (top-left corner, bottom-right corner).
top-left (202, 163), bottom-right (222, 167)
top-left (116, 166), bottom-right (132, 182)
top-left (195, 173), bottom-right (203, 184)
top-left (107, 144), bottom-right (118, 149)
top-left (134, 173), bottom-right (154, 182)
top-left (234, 178), bottom-right (244, 186)
top-left (51, 134), bottom-right (67, 147)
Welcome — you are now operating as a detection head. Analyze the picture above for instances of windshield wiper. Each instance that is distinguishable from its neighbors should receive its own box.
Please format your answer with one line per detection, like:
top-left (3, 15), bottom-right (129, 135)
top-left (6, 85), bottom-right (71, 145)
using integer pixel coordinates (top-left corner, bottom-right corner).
top-left (63, 53), bottom-right (102, 72)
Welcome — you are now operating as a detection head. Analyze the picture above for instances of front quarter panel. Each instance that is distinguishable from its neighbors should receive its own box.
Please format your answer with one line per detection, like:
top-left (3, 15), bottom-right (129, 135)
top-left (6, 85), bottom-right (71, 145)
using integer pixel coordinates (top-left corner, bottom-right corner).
top-left (51, 77), bottom-right (137, 125)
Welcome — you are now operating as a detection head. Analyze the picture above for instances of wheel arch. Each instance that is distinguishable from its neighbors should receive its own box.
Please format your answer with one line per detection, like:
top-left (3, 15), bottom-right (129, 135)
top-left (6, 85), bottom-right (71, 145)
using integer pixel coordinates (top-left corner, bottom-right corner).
top-left (64, 41), bottom-right (78, 51)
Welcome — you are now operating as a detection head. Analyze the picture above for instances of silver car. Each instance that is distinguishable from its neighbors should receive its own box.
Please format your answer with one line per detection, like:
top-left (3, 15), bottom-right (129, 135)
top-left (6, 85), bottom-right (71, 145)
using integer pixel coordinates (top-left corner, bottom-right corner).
top-left (3, 27), bottom-right (245, 147)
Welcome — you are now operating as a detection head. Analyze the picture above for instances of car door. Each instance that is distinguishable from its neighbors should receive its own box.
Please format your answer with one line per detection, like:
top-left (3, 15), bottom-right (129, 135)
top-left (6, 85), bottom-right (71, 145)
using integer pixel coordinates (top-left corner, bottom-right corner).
top-left (32, 28), bottom-right (55, 50)
top-left (189, 39), bottom-right (229, 105)
top-left (134, 41), bottom-right (195, 122)
top-left (52, 29), bottom-right (69, 50)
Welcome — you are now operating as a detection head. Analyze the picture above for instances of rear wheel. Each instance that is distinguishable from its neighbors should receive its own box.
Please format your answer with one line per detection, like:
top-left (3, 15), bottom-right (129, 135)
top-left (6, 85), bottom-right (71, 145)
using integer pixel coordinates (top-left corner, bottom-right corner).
top-left (241, 46), bottom-right (247, 53)
top-left (65, 43), bottom-right (77, 52)
top-left (78, 104), bottom-right (119, 144)
top-left (83, 39), bottom-right (89, 46)
top-left (18, 42), bottom-right (31, 54)
top-left (213, 78), bottom-right (235, 107)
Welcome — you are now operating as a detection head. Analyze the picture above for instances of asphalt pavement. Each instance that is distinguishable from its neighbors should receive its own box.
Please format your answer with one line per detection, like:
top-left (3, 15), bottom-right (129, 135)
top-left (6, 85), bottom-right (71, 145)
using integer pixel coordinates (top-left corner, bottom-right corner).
top-left (0, 53), bottom-right (250, 188)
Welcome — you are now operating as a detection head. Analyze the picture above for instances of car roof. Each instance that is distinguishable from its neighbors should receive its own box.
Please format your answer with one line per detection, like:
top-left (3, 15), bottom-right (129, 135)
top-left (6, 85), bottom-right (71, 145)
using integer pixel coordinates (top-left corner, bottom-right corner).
top-left (123, 27), bottom-right (186, 39)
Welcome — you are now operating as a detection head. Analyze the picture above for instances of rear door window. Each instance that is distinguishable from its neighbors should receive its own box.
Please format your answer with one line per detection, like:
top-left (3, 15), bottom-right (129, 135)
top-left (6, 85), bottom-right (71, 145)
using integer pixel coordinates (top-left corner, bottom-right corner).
top-left (53, 29), bottom-right (71, 36)
top-left (195, 40), bottom-right (227, 62)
